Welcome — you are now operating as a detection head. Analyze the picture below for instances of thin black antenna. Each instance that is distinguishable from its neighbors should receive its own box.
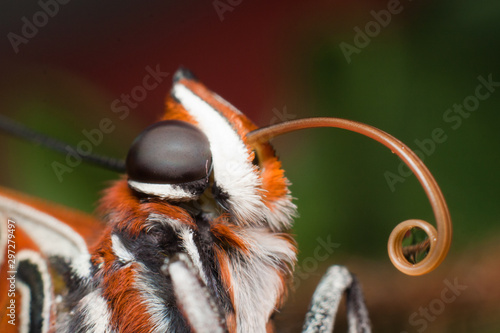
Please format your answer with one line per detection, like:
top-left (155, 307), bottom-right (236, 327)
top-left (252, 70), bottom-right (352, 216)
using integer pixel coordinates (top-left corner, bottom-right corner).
top-left (0, 114), bottom-right (126, 173)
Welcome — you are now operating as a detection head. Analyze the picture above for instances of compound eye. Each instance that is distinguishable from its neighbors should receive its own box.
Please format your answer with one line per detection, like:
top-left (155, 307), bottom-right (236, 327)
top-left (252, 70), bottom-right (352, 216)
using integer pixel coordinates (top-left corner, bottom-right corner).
top-left (126, 120), bottom-right (212, 184)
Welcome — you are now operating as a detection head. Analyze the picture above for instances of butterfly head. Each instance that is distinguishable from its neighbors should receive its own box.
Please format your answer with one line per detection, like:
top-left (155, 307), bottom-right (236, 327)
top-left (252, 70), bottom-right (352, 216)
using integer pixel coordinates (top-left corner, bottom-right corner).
top-left (122, 68), bottom-right (296, 230)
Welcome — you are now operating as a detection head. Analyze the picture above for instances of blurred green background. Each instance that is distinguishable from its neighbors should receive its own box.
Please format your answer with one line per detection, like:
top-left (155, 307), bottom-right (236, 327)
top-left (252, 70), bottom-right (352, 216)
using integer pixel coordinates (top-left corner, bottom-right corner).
top-left (0, 0), bottom-right (499, 331)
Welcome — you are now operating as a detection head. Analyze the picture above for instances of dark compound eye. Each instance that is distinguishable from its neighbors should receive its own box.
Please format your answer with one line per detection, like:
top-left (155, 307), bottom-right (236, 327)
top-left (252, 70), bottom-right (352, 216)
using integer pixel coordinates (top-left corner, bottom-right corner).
top-left (126, 120), bottom-right (212, 184)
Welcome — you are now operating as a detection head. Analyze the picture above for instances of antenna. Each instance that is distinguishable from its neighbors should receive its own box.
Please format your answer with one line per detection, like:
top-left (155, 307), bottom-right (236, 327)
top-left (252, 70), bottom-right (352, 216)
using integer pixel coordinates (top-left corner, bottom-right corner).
top-left (0, 114), bottom-right (126, 173)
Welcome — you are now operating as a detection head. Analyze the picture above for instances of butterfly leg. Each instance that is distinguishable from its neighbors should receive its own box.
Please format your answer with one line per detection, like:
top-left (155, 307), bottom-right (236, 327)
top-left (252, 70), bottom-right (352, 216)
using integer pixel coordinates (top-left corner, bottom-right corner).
top-left (302, 265), bottom-right (371, 333)
top-left (161, 253), bottom-right (228, 333)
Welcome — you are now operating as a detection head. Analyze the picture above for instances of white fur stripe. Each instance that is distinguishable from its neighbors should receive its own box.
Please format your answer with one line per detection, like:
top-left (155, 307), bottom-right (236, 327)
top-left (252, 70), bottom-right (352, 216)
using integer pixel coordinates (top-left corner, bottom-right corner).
top-left (266, 197), bottom-right (297, 230)
top-left (230, 228), bottom-right (296, 333)
top-left (17, 250), bottom-right (52, 333)
top-left (172, 83), bottom-right (265, 225)
top-left (180, 228), bottom-right (207, 284)
top-left (145, 213), bottom-right (185, 232)
top-left (79, 290), bottom-right (114, 333)
top-left (111, 234), bottom-right (135, 264)
top-left (128, 181), bottom-right (197, 201)
top-left (18, 280), bottom-right (31, 333)
top-left (168, 256), bottom-right (224, 333)
top-left (134, 267), bottom-right (172, 333)
top-left (0, 195), bottom-right (92, 278)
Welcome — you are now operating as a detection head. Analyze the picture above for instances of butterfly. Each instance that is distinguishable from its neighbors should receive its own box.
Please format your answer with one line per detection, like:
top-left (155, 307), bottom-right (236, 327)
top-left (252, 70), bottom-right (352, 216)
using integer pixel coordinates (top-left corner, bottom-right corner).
top-left (0, 68), bottom-right (452, 333)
